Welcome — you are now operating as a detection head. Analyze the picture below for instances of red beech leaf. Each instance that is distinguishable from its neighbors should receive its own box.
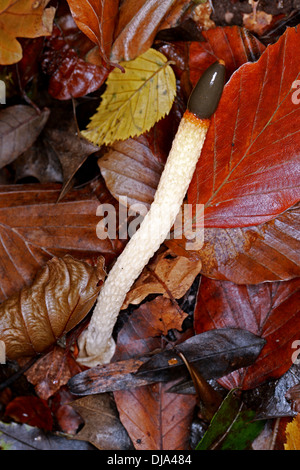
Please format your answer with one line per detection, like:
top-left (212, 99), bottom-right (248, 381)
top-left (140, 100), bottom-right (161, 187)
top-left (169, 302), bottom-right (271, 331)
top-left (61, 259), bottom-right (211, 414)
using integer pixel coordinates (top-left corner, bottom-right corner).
top-left (0, 178), bottom-right (124, 302)
top-left (189, 26), bottom-right (266, 85)
top-left (158, 26), bottom-right (265, 90)
top-left (188, 26), bottom-right (300, 228)
top-left (5, 396), bottom-right (53, 431)
top-left (0, 255), bottom-right (103, 360)
top-left (197, 202), bottom-right (300, 284)
top-left (194, 276), bottom-right (300, 390)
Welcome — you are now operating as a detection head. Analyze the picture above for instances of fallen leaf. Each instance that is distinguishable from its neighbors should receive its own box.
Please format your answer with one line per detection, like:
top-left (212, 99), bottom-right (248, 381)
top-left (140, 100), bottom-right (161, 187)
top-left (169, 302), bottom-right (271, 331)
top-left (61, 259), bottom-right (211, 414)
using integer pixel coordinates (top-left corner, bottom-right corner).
top-left (254, 363), bottom-right (300, 420)
top-left (12, 134), bottom-right (63, 185)
top-left (177, 351), bottom-right (223, 422)
top-left (197, 202), bottom-right (300, 284)
top-left (0, 0), bottom-right (55, 65)
top-left (44, 122), bottom-right (99, 202)
top-left (188, 25), bottom-right (266, 85)
top-left (14, 37), bottom-right (45, 89)
top-left (112, 296), bottom-right (196, 451)
top-left (25, 346), bottom-right (83, 400)
top-left (158, 25), bottom-right (265, 89)
top-left (115, 381), bottom-right (195, 450)
top-left (0, 178), bottom-right (124, 302)
top-left (0, 255), bottom-right (103, 359)
top-left (196, 389), bottom-right (265, 450)
top-left (116, 296), bottom-right (188, 360)
top-left (98, 135), bottom-right (163, 210)
top-left (4, 396), bottom-right (53, 431)
top-left (41, 25), bottom-right (110, 100)
top-left (284, 414), bottom-right (300, 450)
top-left (122, 248), bottom-right (202, 309)
top-left (136, 327), bottom-right (265, 384)
top-left (68, 358), bottom-right (149, 396)
top-left (0, 420), bottom-right (93, 450)
top-left (50, 387), bottom-right (83, 435)
top-left (194, 276), bottom-right (300, 390)
top-left (188, 26), bottom-right (300, 228)
top-left (111, 0), bottom-right (194, 62)
top-left (66, 0), bottom-right (119, 66)
top-left (71, 394), bottom-right (133, 450)
top-left (82, 48), bottom-right (176, 146)
top-left (0, 105), bottom-right (50, 169)
top-left (68, 327), bottom-right (265, 396)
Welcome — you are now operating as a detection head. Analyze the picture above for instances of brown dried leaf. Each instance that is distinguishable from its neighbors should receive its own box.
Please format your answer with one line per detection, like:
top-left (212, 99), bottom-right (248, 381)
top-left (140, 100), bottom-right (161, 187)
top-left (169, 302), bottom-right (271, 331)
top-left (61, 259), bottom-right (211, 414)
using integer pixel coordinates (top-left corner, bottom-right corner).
top-left (66, 0), bottom-right (119, 65)
top-left (111, 0), bottom-right (192, 62)
top-left (114, 381), bottom-right (196, 450)
top-left (0, 178), bottom-right (124, 302)
top-left (44, 122), bottom-right (99, 202)
top-left (116, 296), bottom-right (188, 361)
top-left (12, 135), bottom-right (63, 184)
top-left (0, 255), bottom-right (103, 360)
top-left (71, 394), bottom-right (133, 450)
top-left (98, 136), bottom-right (163, 210)
top-left (122, 248), bottom-right (202, 309)
top-left (25, 346), bottom-right (84, 400)
top-left (68, 358), bottom-right (149, 396)
top-left (0, 106), bottom-right (50, 169)
top-left (41, 24), bottom-right (110, 100)
top-left (113, 296), bottom-right (195, 450)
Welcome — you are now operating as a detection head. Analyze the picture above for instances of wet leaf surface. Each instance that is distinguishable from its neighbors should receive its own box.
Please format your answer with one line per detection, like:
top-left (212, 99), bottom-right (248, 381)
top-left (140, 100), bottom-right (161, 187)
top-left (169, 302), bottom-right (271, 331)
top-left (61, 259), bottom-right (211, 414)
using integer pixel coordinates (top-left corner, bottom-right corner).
top-left (188, 27), bottom-right (300, 228)
top-left (195, 277), bottom-right (300, 389)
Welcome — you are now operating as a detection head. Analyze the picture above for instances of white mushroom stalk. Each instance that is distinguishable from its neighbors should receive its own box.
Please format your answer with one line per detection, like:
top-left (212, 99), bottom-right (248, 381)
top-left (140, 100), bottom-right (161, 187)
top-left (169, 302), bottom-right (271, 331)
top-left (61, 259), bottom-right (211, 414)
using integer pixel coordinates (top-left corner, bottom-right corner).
top-left (78, 60), bottom-right (225, 367)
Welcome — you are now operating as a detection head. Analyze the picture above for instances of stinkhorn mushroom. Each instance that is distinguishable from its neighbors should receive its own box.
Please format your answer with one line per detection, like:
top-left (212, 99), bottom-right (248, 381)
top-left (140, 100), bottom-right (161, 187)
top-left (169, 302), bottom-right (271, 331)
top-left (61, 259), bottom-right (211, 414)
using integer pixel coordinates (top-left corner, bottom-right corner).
top-left (78, 60), bottom-right (226, 367)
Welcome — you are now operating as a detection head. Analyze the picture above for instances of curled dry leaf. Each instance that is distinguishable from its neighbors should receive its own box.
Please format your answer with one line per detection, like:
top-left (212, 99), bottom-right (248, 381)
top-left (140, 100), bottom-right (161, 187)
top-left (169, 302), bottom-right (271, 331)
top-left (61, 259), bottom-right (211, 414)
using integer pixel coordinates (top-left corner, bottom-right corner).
top-left (98, 135), bottom-right (164, 210)
top-left (122, 248), bottom-right (202, 309)
top-left (65, 0), bottom-right (119, 66)
top-left (0, 255), bottom-right (104, 360)
top-left (41, 25), bottom-right (110, 100)
top-left (111, 0), bottom-right (193, 62)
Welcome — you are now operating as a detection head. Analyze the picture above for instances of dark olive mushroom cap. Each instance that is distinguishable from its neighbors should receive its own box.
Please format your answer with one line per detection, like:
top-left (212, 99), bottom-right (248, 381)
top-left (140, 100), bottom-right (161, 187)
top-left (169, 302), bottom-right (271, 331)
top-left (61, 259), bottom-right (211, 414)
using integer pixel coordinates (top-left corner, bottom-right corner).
top-left (187, 60), bottom-right (226, 119)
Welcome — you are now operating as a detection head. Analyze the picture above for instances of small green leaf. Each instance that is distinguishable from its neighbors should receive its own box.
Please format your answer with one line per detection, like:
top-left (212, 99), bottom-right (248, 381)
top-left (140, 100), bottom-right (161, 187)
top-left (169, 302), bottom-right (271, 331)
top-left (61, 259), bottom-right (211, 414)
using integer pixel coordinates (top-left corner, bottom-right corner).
top-left (81, 48), bottom-right (176, 146)
top-left (196, 389), bottom-right (265, 450)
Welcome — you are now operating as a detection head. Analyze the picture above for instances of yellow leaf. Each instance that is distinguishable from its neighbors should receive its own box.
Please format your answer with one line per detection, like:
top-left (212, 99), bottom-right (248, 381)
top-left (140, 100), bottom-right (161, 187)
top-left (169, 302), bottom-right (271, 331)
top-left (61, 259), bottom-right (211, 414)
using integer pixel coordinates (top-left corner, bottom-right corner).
top-left (0, 0), bottom-right (55, 65)
top-left (284, 414), bottom-right (300, 450)
top-left (81, 48), bottom-right (176, 146)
